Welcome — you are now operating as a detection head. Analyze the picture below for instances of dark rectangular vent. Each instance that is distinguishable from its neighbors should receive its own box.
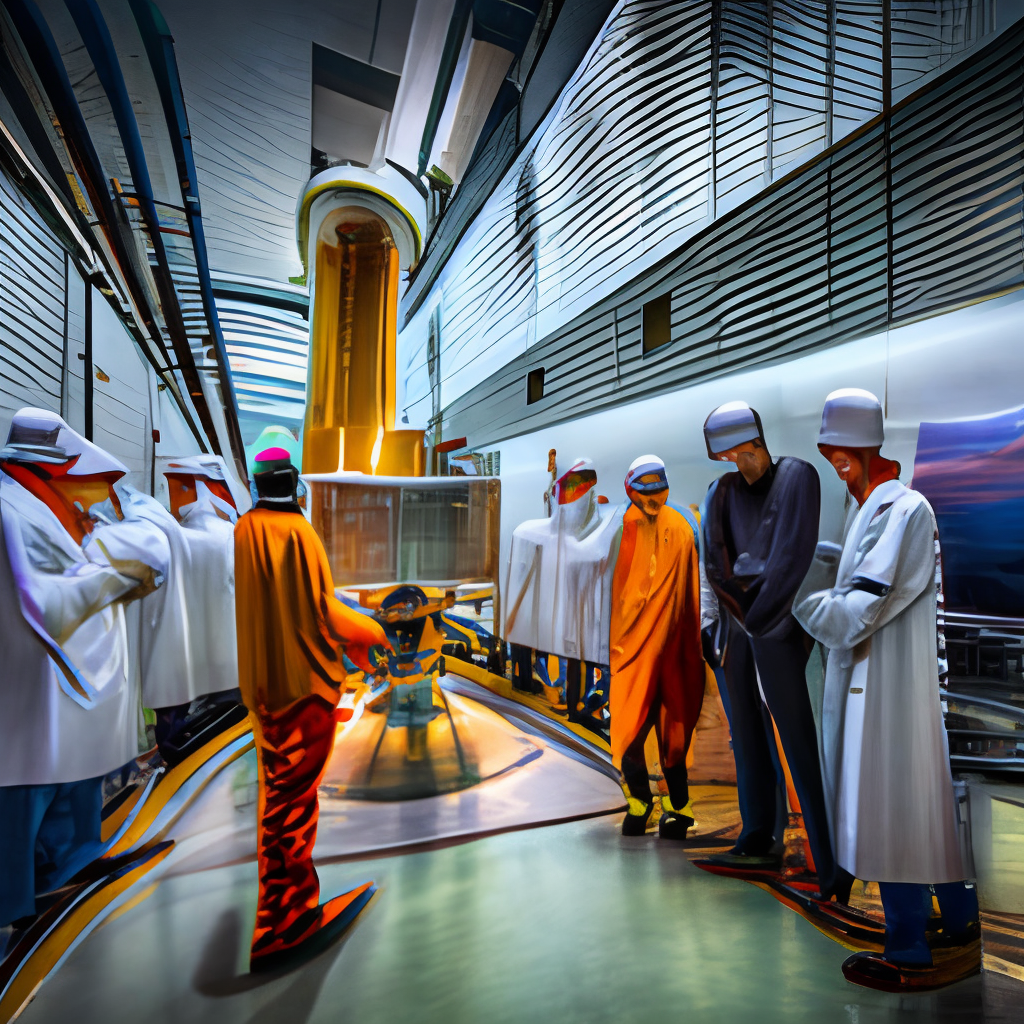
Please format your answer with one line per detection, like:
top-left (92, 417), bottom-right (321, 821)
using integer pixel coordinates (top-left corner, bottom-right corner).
top-left (526, 367), bottom-right (545, 404)
top-left (642, 294), bottom-right (671, 353)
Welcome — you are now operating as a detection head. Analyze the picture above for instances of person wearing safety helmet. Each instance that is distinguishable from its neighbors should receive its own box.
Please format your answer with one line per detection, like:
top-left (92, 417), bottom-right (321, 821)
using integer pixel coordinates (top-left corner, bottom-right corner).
top-left (0, 409), bottom-right (168, 929)
top-left (505, 457), bottom-right (619, 711)
top-left (123, 455), bottom-right (241, 757)
top-left (701, 402), bottom-right (848, 904)
top-left (234, 446), bottom-right (392, 973)
top-left (793, 389), bottom-right (978, 991)
top-left (609, 456), bottom-right (704, 839)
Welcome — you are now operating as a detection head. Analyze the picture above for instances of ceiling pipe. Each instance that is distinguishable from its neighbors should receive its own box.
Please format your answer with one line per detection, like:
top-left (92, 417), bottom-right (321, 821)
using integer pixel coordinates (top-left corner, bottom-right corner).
top-left (128, 0), bottom-right (248, 482)
top-left (63, 0), bottom-right (223, 455)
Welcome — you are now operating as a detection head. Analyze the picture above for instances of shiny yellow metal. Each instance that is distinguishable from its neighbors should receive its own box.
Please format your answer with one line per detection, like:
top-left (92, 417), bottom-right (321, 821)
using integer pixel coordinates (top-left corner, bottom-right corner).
top-left (303, 207), bottom-right (424, 475)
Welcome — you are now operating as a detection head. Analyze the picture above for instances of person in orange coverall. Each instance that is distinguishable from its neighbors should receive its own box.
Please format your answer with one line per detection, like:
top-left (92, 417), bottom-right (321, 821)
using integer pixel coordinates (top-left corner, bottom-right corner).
top-left (235, 447), bottom-right (391, 973)
top-left (610, 456), bottom-right (704, 839)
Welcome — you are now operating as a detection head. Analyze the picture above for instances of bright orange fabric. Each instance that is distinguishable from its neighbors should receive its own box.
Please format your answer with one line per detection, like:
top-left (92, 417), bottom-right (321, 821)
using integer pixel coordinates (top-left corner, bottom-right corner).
top-left (234, 508), bottom-right (386, 713)
top-left (249, 695), bottom-right (336, 957)
top-left (609, 503), bottom-right (704, 771)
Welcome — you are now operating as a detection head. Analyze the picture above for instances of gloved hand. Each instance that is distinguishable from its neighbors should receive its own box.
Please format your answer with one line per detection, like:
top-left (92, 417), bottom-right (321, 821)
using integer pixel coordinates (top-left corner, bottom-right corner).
top-left (344, 618), bottom-right (394, 675)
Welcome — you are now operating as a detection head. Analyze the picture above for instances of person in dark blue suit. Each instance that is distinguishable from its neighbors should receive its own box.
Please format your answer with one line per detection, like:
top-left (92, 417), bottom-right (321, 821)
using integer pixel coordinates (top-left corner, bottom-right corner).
top-left (701, 401), bottom-right (851, 904)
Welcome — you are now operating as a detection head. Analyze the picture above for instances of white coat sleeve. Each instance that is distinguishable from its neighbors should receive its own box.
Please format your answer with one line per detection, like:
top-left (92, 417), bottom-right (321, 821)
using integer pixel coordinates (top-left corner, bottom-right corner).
top-left (793, 502), bottom-right (936, 652)
top-left (698, 556), bottom-right (719, 630)
top-left (6, 514), bottom-right (143, 646)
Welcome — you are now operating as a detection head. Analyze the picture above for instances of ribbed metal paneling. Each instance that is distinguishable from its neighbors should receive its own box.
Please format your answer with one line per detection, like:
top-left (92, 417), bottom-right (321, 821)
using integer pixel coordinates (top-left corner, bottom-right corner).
top-left (439, 18), bottom-right (1022, 447)
top-left (890, 31), bottom-right (1024, 319)
top-left (0, 164), bottom-right (66, 432)
top-left (218, 297), bottom-right (309, 432)
top-left (403, 0), bottom-right (1002, 427)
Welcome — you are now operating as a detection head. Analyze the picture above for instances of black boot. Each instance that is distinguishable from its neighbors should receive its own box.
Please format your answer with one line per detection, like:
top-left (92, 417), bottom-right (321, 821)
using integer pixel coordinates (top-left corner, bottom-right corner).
top-left (659, 764), bottom-right (694, 840)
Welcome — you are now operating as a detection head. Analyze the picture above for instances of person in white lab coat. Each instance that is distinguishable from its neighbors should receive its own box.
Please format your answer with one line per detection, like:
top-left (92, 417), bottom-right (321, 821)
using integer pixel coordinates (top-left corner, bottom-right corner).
top-left (0, 409), bottom-right (168, 928)
top-left (132, 456), bottom-right (239, 753)
top-left (793, 389), bottom-right (978, 991)
top-left (504, 457), bottom-right (620, 704)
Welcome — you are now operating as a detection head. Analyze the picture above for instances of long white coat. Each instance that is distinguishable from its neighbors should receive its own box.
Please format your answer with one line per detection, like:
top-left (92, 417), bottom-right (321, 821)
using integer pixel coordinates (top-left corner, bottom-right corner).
top-left (504, 492), bottom-right (621, 664)
top-left (177, 497), bottom-right (237, 699)
top-left (0, 474), bottom-right (168, 786)
top-left (125, 487), bottom-right (237, 709)
top-left (793, 479), bottom-right (963, 883)
top-left (120, 487), bottom-right (194, 711)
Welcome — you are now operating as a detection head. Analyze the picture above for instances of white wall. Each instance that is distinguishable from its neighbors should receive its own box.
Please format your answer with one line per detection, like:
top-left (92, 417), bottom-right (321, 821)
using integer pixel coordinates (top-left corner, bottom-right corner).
top-left (476, 291), bottom-right (1024, 574)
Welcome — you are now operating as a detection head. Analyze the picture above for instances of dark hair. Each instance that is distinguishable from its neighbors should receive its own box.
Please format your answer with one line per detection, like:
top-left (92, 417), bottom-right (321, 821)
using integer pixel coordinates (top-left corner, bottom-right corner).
top-left (254, 465), bottom-right (299, 501)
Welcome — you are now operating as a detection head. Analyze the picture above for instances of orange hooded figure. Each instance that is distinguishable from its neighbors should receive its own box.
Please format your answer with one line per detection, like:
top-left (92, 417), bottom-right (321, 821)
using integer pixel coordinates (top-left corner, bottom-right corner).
top-left (610, 456), bottom-right (704, 838)
top-left (235, 447), bottom-right (390, 973)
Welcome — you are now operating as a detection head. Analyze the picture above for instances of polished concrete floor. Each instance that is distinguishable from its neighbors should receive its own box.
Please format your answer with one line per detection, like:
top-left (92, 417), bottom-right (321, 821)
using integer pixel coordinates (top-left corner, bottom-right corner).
top-left (20, 815), bottom-right (1020, 1024)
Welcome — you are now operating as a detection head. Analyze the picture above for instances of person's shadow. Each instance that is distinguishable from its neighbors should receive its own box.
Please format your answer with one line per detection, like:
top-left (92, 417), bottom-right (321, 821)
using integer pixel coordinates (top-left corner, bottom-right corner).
top-left (191, 907), bottom-right (348, 1021)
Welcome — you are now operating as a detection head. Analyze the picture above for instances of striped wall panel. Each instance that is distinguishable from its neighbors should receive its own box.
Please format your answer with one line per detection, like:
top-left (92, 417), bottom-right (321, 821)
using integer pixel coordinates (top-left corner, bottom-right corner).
top-left (218, 297), bottom-right (309, 434)
top-left (0, 165), bottom-right (66, 434)
top-left (890, 33), bottom-right (1024, 319)
top-left (401, 0), bottom-right (1001, 427)
top-left (437, 18), bottom-right (1023, 448)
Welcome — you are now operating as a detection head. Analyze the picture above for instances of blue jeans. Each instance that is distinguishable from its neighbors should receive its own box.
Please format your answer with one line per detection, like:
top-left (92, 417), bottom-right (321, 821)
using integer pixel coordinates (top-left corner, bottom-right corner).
top-left (0, 777), bottom-right (104, 926)
top-left (878, 880), bottom-right (979, 965)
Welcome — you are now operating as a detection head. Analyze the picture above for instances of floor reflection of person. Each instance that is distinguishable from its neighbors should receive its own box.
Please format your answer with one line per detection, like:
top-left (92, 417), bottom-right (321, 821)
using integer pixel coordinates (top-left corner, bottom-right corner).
top-left (610, 456), bottom-right (704, 839)
top-left (234, 447), bottom-right (392, 973)
top-left (0, 409), bottom-right (167, 931)
top-left (794, 389), bottom-right (978, 991)
top-left (702, 402), bottom-right (848, 902)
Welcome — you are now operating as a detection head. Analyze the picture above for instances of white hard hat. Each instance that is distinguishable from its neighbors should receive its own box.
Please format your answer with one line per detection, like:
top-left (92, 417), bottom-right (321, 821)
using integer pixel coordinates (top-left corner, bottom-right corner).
top-left (818, 389), bottom-right (884, 448)
top-left (0, 408), bottom-right (128, 476)
top-left (164, 454), bottom-right (228, 481)
top-left (625, 455), bottom-right (668, 494)
top-left (703, 401), bottom-right (765, 457)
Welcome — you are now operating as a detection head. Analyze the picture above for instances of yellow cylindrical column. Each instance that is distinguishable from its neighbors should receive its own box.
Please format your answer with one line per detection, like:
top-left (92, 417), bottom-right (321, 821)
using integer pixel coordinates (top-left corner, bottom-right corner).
top-left (303, 207), bottom-right (423, 475)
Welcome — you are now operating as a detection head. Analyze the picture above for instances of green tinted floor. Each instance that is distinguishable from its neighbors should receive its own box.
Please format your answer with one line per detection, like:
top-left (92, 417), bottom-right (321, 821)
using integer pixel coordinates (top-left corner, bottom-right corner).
top-left (20, 816), bottom-right (1020, 1024)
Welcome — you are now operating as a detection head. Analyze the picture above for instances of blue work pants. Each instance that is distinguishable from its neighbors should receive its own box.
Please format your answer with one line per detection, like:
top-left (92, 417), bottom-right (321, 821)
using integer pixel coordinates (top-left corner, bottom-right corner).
top-left (0, 776), bottom-right (104, 926)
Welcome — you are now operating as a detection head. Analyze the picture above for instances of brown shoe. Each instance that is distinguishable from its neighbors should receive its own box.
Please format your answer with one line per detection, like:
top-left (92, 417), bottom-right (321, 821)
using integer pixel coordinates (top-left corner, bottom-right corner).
top-left (841, 950), bottom-right (979, 992)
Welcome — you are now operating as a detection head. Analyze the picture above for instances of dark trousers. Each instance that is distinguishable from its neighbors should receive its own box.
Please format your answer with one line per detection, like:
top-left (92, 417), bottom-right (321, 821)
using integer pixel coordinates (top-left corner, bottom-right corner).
top-left (722, 617), bottom-right (839, 890)
top-left (620, 710), bottom-right (690, 813)
top-left (0, 776), bottom-right (104, 926)
top-left (878, 881), bottom-right (979, 965)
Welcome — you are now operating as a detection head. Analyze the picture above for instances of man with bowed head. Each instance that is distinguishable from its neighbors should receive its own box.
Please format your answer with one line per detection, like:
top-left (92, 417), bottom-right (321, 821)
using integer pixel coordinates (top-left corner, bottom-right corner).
top-left (701, 401), bottom-right (848, 903)
top-left (794, 389), bottom-right (978, 991)
top-left (234, 446), bottom-right (393, 973)
top-left (610, 455), bottom-right (704, 839)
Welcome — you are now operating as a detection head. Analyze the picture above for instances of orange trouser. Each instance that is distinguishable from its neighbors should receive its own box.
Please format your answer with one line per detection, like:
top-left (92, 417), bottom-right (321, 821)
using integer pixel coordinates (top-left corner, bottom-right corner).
top-left (250, 694), bottom-right (336, 957)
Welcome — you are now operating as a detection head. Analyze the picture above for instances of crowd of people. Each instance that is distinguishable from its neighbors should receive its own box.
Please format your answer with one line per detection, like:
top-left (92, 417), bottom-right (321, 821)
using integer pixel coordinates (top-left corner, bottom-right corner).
top-left (0, 386), bottom-right (980, 991)
top-left (508, 388), bottom-right (978, 991)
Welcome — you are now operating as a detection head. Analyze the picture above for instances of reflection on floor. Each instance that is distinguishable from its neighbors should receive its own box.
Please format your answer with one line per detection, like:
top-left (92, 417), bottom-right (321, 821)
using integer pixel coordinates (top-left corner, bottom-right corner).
top-left (156, 685), bottom-right (624, 881)
top-left (6, 675), bottom-right (1023, 1022)
top-left (18, 815), bottom-right (1021, 1024)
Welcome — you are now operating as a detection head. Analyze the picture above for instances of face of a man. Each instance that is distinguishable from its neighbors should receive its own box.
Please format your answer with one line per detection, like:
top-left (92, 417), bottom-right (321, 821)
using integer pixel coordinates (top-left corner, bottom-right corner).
top-left (716, 440), bottom-right (770, 484)
top-left (45, 470), bottom-right (124, 524)
top-left (628, 474), bottom-right (669, 518)
top-left (818, 444), bottom-right (865, 485)
top-left (165, 473), bottom-right (198, 521)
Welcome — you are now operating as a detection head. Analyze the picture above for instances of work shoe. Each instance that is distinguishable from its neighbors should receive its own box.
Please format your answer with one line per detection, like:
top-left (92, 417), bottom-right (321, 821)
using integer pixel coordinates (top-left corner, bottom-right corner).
top-left (658, 796), bottom-right (695, 840)
top-left (704, 849), bottom-right (782, 871)
top-left (250, 881), bottom-right (376, 974)
top-left (621, 797), bottom-right (652, 836)
top-left (839, 951), bottom-right (980, 993)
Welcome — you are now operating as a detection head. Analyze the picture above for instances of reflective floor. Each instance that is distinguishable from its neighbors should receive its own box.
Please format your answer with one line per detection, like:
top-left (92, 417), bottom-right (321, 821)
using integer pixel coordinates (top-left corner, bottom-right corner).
top-left (19, 815), bottom-right (1019, 1024)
